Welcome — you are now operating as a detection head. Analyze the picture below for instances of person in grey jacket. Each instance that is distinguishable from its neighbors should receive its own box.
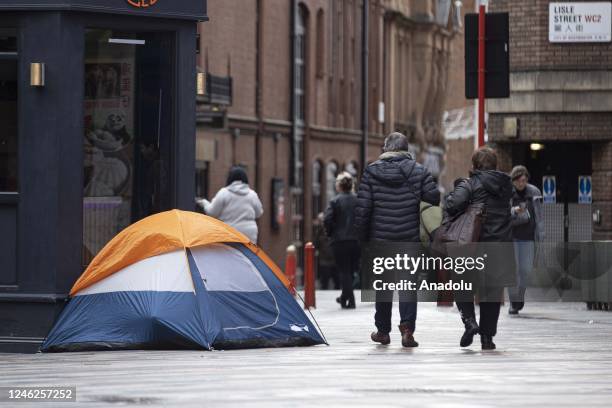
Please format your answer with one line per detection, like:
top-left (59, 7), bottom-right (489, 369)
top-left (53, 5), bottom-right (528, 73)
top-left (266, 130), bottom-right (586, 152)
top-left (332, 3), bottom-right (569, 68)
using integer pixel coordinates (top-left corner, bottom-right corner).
top-left (196, 166), bottom-right (263, 244)
top-left (509, 165), bottom-right (544, 315)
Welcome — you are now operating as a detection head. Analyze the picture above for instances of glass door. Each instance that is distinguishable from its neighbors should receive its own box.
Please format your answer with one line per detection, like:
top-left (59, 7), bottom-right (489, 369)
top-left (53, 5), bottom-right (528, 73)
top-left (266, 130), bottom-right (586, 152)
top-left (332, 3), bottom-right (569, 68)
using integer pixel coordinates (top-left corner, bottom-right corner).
top-left (82, 29), bottom-right (174, 266)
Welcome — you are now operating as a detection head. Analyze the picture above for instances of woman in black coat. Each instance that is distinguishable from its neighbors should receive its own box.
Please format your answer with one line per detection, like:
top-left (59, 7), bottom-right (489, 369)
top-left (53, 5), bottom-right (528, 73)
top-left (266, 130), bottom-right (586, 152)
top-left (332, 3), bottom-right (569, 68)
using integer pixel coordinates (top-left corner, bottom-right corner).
top-left (444, 147), bottom-right (515, 350)
top-left (324, 172), bottom-right (359, 309)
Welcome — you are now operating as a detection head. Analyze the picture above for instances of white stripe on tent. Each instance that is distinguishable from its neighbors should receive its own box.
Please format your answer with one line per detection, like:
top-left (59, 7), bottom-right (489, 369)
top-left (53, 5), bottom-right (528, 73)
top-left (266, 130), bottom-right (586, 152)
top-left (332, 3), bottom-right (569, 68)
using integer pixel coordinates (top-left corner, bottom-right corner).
top-left (76, 249), bottom-right (195, 296)
top-left (189, 244), bottom-right (270, 293)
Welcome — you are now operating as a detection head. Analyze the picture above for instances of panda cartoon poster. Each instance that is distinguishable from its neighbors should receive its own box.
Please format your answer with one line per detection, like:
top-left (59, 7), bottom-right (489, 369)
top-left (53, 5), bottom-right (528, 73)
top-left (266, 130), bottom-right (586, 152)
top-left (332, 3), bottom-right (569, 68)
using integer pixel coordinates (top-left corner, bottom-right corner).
top-left (83, 57), bottom-right (135, 263)
top-left (84, 59), bottom-right (135, 197)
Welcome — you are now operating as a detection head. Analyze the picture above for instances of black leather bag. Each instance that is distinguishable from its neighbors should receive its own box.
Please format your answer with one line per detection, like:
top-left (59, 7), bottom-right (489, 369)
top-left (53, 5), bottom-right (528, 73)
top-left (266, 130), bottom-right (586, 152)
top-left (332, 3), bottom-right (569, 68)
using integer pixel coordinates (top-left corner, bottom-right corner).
top-left (432, 180), bottom-right (486, 254)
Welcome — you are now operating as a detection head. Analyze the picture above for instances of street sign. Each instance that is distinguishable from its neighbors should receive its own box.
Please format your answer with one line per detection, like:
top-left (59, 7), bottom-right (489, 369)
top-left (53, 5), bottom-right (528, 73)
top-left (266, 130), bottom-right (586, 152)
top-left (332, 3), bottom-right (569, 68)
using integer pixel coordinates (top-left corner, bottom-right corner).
top-left (543, 175), bottom-right (557, 204)
top-left (578, 175), bottom-right (592, 204)
top-left (549, 2), bottom-right (611, 43)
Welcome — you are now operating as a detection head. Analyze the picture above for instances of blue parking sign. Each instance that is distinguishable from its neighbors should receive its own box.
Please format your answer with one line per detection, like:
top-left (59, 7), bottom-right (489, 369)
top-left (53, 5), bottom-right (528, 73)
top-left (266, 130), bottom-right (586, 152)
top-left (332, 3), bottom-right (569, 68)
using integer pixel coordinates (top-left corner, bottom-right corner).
top-left (578, 175), bottom-right (592, 204)
top-left (543, 176), bottom-right (556, 204)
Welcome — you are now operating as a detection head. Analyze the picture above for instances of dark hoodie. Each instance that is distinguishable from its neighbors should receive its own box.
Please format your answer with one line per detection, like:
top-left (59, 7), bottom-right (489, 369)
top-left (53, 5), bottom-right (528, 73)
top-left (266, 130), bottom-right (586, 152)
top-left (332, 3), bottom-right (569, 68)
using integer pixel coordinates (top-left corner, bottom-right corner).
top-left (445, 170), bottom-right (513, 242)
top-left (354, 151), bottom-right (440, 242)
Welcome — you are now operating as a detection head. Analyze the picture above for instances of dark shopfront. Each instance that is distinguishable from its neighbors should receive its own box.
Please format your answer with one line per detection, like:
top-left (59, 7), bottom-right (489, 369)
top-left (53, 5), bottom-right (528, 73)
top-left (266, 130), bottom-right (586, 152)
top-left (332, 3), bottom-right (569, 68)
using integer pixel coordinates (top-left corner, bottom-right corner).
top-left (0, 1), bottom-right (207, 352)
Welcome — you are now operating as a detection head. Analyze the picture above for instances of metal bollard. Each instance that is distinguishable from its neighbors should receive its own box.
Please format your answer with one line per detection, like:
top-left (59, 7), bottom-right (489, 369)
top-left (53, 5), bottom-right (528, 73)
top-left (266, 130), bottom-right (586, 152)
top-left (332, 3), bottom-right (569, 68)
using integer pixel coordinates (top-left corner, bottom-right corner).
top-left (304, 242), bottom-right (316, 309)
top-left (285, 245), bottom-right (297, 296)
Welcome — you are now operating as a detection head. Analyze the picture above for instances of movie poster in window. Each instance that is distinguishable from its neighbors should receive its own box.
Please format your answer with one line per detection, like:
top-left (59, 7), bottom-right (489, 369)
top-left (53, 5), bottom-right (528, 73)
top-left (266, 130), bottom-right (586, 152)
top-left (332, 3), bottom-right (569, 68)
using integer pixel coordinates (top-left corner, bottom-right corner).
top-left (82, 57), bottom-right (135, 263)
top-left (83, 59), bottom-right (135, 198)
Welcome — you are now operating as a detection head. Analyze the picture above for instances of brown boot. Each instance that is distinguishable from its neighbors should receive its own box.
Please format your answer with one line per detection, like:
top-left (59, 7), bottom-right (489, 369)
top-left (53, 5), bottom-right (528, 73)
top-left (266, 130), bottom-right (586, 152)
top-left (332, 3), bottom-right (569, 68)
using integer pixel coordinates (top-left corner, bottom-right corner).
top-left (370, 331), bottom-right (391, 345)
top-left (398, 323), bottom-right (419, 348)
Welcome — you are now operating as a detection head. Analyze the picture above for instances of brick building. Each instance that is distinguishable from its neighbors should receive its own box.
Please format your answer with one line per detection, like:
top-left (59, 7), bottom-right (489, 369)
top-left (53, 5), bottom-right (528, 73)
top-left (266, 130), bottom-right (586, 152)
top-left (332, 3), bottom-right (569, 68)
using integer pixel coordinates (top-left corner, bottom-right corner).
top-left (197, 0), bottom-right (463, 270)
top-left (486, 0), bottom-right (612, 240)
top-left (440, 0), bottom-right (476, 194)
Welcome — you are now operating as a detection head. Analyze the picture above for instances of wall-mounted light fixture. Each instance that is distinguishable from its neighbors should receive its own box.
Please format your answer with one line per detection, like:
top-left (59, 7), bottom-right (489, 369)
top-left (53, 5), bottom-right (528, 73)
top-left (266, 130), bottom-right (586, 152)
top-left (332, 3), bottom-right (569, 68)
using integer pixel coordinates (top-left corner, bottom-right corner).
top-left (530, 143), bottom-right (544, 151)
top-left (30, 63), bottom-right (45, 87)
top-left (196, 72), bottom-right (206, 96)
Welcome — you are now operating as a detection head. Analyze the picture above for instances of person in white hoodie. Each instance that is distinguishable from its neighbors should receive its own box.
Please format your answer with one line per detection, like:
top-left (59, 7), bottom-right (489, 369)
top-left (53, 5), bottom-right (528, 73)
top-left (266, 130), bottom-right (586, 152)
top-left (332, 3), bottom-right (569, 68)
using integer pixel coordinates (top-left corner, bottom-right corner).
top-left (196, 166), bottom-right (263, 243)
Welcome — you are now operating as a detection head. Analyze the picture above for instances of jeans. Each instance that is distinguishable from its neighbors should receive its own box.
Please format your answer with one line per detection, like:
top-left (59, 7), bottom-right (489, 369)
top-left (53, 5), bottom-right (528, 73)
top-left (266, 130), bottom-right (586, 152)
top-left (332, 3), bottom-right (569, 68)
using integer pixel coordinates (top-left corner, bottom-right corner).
top-left (508, 240), bottom-right (535, 308)
top-left (374, 287), bottom-right (418, 334)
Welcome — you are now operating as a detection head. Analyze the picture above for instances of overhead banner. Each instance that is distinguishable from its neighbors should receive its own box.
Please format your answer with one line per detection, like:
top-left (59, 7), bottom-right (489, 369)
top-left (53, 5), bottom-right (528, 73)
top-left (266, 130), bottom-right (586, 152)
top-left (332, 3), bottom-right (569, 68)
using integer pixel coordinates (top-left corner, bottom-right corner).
top-left (549, 2), bottom-right (612, 43)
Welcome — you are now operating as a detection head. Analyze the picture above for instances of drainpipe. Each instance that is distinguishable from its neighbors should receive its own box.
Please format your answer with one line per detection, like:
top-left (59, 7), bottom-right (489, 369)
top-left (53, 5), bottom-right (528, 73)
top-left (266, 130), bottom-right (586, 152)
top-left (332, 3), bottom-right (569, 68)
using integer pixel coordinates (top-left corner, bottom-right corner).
top-left (255, 0), bottom-right (264, 192)
top-left (360, 0), bottom-right (369, 172)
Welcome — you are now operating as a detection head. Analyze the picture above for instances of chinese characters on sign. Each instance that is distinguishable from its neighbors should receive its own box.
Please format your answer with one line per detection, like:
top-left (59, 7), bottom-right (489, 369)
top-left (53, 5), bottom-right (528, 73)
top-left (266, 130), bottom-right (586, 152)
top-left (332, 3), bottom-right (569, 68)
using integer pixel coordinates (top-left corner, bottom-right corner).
top-left (549, 2), bottom-right (611, 43)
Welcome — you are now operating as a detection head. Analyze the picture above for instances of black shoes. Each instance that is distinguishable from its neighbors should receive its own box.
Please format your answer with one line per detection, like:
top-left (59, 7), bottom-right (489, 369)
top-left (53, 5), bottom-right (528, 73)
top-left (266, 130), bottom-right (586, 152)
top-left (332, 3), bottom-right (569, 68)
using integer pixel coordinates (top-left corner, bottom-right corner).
top-left (509, 302), bottom-right (524, 315)
top-left (480, 334), bottom-right (496, 350)
top-left (460, 318), bottom-right (480, 347)
top-left (336, 296), bottom-right (356, 309)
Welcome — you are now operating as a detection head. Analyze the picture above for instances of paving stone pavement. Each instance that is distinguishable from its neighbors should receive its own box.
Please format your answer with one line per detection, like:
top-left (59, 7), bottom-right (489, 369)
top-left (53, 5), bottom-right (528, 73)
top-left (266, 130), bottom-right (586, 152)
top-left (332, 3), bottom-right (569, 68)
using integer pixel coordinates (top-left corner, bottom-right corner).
top-left (2, 291), bottom-right (612, 407)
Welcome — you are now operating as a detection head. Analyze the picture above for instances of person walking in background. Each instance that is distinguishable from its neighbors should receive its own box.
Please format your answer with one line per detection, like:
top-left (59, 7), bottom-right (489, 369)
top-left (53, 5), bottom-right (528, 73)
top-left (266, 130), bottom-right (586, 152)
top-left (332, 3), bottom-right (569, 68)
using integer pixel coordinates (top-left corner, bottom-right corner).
top-left (445, 147), bottom-right (514, 350)
top-left (509, 165), bottom-right (545, 315)
top-left (324, 172), bottom-right (359, 309)
top-left (314, 212), bottom-right (339, 290)
top-left (354, 132), bottom-right (440, 347)
top-left (196, 166), bottom-right (263, 244)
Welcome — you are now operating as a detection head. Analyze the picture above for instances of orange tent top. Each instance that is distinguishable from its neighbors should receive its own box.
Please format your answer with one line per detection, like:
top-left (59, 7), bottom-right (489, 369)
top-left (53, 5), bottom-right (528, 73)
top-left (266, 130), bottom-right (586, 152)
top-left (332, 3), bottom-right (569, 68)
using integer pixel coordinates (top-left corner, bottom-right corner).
top-left (71, 210), bottom-right (289, 295)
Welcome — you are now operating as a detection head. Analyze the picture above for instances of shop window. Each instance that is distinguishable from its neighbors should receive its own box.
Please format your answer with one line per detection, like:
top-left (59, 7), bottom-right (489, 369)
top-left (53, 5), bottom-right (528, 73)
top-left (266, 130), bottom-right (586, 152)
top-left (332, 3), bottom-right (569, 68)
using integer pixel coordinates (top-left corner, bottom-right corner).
top-left (312, 159), bottom-right (323, 218)
top-left (0, 28), bottom-right (18, 192)
top-left (195, 161), bottom-right (210, 209)
top-left (316, 9), bottom-right (325, 78)
top-left (82, 29), bottom-right (174, 266)
top-left (345, 161), bottom-right (359, 178)
top-left (325, 161), bottom-right (339, 206)
top-left (295, 5), bottom-right (307, 123)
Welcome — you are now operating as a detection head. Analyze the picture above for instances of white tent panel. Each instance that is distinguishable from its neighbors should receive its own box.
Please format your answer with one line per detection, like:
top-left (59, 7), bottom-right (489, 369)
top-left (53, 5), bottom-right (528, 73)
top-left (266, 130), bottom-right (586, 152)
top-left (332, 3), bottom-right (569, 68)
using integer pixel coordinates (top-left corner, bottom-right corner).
top-left (190, 244), bottom-right (270, 292)
top-left (76, 249), bottom-right (195, 295)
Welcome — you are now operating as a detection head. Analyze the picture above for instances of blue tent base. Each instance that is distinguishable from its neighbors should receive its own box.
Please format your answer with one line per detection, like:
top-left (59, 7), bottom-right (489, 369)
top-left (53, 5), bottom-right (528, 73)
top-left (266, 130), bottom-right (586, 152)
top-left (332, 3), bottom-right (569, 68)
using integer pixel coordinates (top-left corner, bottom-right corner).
top-left (42, 339), bottom-right (207, 353)
top-left (213, 336), bottom-right (322, 350)
top-left (42, 337), bottom-right (322, 352)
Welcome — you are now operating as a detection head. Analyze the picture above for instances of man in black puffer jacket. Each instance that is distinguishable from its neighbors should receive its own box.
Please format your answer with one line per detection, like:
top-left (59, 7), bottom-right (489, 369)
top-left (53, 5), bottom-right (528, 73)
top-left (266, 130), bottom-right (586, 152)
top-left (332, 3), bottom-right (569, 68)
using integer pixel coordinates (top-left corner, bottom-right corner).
top-left (355, 132), bottom-right (440, 347)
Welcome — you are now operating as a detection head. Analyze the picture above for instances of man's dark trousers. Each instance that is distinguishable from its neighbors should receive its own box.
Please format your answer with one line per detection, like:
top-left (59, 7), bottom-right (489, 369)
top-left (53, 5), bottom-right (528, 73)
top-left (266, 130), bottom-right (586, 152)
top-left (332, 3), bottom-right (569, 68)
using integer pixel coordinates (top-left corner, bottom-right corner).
top-left (375, 300), bottom-right (417, 333)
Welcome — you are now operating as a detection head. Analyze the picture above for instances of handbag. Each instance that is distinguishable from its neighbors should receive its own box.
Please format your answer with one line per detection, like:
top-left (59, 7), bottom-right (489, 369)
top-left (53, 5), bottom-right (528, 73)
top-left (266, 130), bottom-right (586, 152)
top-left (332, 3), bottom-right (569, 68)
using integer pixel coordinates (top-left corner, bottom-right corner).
top-left (420, 201), bottom-right (443, 247)
top-left (432, 179), bottom-right (486, 254)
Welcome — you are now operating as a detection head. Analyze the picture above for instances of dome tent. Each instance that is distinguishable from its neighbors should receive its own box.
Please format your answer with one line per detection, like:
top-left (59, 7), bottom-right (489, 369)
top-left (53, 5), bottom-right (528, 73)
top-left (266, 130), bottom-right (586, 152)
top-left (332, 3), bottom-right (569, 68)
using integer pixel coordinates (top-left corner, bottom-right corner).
top-left (42, 210), bottom-right (325, 352)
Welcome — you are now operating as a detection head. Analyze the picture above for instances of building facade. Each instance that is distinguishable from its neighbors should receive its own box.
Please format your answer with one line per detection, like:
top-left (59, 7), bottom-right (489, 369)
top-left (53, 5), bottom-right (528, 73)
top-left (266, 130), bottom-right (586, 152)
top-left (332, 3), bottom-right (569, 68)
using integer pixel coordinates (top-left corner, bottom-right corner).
top-left (197, 0), bottom-right (463, 270)
top-left (487, 0), bottom-right (612, 240)
top-left (0, 0), bottom-right (207, 352)
top-left (440, 0), bottom-right (476, 194)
